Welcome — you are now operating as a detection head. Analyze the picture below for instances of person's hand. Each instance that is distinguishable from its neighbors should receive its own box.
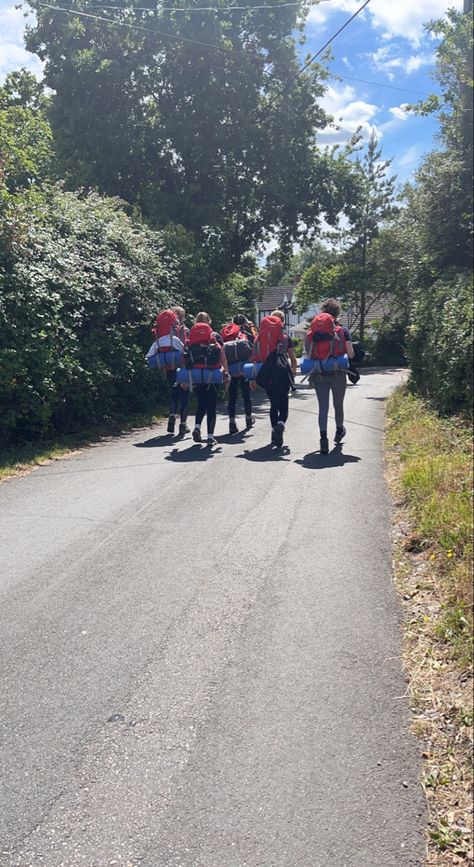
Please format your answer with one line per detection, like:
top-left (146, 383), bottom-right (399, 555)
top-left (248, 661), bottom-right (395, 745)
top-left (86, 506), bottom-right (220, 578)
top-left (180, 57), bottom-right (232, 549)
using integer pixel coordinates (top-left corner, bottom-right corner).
top-left (250, 380), bottom-right (257, 391)
top-left (223, 371), bottom-right (231, 384)
top-left (181, 383), bottom-right (189, 391)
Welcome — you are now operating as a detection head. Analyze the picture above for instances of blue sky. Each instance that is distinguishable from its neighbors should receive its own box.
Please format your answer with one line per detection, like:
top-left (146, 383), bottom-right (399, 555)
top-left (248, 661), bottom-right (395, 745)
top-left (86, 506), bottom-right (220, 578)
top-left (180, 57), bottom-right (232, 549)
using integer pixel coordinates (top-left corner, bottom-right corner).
top-left (0, 0), bottom-right (463, 187)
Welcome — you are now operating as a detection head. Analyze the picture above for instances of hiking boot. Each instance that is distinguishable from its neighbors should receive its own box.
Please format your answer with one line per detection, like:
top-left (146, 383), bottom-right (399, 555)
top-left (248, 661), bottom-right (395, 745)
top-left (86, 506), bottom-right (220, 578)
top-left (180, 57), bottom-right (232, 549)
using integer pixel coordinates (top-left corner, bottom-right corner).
top-left (334, 425), bottom-right (346, 443)
top-left (167, 414), bottom-right (176, 434)
top-left (229, 420), bottom-right (239, 435)
top-left (245, 416), bottom-right (255, 430)
top-left (320, 436), bottom-right (329, 454)
top-left (179, 422), bottom-right (190, 436)
top-left (207, 435), bottom-right (218, 446)
top-left (274, 423), bottom-right (284, 448)
top-left (192, 427), bottom-right (202, 443)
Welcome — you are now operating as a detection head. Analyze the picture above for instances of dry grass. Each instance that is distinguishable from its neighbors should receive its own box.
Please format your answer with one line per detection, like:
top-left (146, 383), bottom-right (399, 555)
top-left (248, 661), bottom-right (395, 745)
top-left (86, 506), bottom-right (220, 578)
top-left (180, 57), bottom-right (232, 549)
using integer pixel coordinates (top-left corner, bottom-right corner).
top-left (386, 387), bottom-right (473, 866)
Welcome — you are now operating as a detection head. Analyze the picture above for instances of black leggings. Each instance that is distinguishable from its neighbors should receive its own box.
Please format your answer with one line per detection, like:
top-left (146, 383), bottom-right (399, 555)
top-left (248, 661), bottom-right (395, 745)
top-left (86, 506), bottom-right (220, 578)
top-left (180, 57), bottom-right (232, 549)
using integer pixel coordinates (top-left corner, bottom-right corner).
top-left (266, 386), bottom-right (289, 428)
top-left (166, 370), bottom-right (189, 421)
top-left (194, 385), bottom-right (218, 435)
top-left (227, 377), bottom-right (252, 418)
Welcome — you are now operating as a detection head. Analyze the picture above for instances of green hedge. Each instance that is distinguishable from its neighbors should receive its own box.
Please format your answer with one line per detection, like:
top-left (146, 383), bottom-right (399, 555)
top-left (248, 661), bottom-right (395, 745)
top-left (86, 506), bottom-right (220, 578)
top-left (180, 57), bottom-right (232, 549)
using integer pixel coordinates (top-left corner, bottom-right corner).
top-left (407, 272), bottom-right (473, 415)
top-left (0, 188), bottom-right (179, 446)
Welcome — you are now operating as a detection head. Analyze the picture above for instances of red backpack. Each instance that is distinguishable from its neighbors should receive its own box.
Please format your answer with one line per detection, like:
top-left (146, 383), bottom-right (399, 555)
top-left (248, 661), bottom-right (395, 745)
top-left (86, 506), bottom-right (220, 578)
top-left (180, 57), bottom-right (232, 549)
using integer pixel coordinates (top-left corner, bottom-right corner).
top-left (152, 309), bottom-right (182, 345)
top-left (221, 323), bottom-right (241, 343)
top-left (186, 323), bottom-right (221, 368)
top-left (308, 313), bottom-right (346, 361)
top-left (253, 315), bottom-right (288, 362)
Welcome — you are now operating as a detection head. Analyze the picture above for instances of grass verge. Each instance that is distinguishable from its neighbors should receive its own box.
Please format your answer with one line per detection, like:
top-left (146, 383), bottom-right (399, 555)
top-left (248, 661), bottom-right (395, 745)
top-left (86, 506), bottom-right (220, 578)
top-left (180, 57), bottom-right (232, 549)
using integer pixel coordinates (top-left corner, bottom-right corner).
top-left (386, 386), bottom-right (473, 866)
top-left (0, 408), bottom-right (167, 483)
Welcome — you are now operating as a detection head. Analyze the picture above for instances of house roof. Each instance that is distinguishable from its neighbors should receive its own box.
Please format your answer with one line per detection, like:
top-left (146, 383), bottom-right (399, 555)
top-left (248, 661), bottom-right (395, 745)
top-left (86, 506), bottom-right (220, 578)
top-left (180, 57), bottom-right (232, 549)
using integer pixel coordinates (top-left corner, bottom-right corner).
top-left (256, 286), bottom-right (296, 314)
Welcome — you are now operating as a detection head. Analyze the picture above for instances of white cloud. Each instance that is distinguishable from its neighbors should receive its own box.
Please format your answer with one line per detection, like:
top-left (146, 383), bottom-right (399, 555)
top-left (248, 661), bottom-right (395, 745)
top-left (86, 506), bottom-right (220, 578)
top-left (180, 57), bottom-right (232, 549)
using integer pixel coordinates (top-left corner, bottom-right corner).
top-left (306, 0), bottom-right (463, 46)
top-left (369, 45), bottom-right (434, 76)
top-left (0, 3), bottom-right (43, 83)
top-left (389, 105), bottom-right (409, 122)
top-left (318, 83), bottom-right (380, 143)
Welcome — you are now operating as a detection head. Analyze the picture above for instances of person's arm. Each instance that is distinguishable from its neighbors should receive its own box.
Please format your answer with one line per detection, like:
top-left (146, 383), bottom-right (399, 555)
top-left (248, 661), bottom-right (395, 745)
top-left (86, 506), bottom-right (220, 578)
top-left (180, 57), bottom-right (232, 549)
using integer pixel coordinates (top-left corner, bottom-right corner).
top-left (220, 345), bottom-right (230, 377)
top-left (343, 326), bottom-right (355, 359)
top-left (288, 347), bottom-right (297, 376)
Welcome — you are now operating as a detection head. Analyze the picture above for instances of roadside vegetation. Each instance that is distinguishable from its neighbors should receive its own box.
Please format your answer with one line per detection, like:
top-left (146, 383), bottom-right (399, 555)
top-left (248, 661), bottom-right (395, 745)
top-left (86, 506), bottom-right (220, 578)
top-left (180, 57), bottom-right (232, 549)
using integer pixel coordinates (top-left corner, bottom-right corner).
top-left (386, 388), bottom-right (473, 865)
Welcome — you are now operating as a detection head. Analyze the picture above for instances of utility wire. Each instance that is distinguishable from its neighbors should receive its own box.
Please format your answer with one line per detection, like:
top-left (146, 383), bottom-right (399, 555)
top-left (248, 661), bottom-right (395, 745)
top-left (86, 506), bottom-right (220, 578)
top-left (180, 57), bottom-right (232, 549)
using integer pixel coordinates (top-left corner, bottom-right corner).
top-left (37, 1), bottom-right (235, 49)
top-left (296, 0), bottom-right (372, 77)
top-left (59, 0), bottom-right (336, 11)
top-left (335, 74), bottom-right (431, 97)
top-left (37, 0), bottom-right (432, 99)
top-left (60, 1), bottom-right (309, 11)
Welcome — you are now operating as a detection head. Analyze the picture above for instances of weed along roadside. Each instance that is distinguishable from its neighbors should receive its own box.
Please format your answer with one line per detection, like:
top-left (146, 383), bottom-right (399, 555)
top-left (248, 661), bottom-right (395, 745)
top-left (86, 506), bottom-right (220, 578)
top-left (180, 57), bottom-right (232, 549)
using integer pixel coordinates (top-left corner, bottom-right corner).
top-left (385, 387), bottom-right (473, 866)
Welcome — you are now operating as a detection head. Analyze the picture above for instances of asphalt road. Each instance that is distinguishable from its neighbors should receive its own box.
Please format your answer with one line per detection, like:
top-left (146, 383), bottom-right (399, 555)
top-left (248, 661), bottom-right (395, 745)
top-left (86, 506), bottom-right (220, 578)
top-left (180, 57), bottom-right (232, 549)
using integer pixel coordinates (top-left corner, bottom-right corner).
top-left (0, 368), bottom-right (426, 867)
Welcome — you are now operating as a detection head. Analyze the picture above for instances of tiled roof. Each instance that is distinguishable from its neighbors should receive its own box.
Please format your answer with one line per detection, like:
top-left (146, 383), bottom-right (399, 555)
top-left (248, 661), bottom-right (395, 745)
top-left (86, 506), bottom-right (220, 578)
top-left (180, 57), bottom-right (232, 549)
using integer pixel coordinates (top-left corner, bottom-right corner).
top-left (256, 286), bottom-right (296, 313)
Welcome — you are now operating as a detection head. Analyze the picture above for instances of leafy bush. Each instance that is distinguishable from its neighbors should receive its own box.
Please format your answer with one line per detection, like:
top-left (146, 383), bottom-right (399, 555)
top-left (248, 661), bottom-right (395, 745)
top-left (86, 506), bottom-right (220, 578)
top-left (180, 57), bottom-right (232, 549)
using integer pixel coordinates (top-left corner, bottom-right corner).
top-left (364, 322), bottom-right (407, 366)
top-left (291, 338), bottom-right (304, 357)
top-left (407, 271), bottom-right (473, 415)
top-left (0, 187), bottom-right (179, 446)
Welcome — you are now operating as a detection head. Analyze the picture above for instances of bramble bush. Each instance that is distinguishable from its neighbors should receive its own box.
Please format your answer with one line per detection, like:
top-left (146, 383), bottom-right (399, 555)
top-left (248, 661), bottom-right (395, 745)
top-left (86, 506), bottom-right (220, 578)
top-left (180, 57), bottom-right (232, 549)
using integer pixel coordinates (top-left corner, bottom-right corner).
top-left (407, 272), bottom-right (473, 416)
top-left (0, 187), bottom-right (180, 446)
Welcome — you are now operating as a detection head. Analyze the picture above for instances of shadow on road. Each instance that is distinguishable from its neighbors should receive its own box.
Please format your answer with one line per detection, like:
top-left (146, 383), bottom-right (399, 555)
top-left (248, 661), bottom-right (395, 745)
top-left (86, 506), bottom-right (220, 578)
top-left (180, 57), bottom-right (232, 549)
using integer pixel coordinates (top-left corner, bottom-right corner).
top-left (164, 445), bottom-right (222, 462)
top-left (235, 444), bottom-right (292, 462)
top-left (216, 430), bottom-right (250, 445)
top-left (134, 434), bottom-right (178, 448)
top-left (295, 445), bottom-right (361, 470)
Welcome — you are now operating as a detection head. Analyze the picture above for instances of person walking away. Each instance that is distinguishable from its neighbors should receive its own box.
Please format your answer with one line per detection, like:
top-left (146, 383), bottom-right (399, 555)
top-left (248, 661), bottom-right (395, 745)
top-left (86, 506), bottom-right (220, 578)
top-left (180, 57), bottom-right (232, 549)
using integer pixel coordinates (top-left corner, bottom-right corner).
top-left (186, 312), bottom-right (230, 446)
top-left (305, 298), bottom-right (354, 454)
top-left (152, 306), bottom-right (190, 436)
top-left (222, 314), bottom-right (255, 434)
top-left (253, 310), bottom-right (297, 448)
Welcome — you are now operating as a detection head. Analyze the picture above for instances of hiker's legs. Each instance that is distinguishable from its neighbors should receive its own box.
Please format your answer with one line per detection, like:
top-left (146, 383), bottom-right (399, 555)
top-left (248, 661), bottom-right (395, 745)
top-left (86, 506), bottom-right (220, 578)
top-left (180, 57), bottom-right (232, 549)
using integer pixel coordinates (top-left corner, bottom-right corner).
top-left (241, 378), bottom-right (252, 417)
top-left (166, 370), bottom-right (179, 416)
top-left (194, 385), bottom-right (207, 427)
top-left (178, 383), bottom-right (189, 423)
top-left (227, 377), bottom-right (238, 419)
top-left (330, 372), bottom-right (347, 428)
top-left (206, 386), bottom-right (218, 435)
top-left (313, 377), bottom-right (330, 433)
top-left (277, 391), bottom-right (289, 425)
top-left (267, 394), bottom-right (279, 428)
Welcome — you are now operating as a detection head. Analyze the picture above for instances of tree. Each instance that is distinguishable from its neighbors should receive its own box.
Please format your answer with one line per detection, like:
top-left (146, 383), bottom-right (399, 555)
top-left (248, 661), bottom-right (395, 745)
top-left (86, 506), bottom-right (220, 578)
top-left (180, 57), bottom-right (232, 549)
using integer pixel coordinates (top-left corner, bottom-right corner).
top-left (407, 9), bottom-right (473, 272)
top-left (0, 71), bottom-right (53, 193)
top-left (342, 132), bottom-right (397, 339)
top-left (24, 0), bottom-right (351, 272)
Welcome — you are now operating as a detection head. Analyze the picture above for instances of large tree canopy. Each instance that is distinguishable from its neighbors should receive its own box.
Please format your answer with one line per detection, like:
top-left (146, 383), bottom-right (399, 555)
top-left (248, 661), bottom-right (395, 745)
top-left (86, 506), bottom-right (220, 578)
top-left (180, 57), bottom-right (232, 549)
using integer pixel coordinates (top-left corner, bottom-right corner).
top-left (25, 0), bottom-right (355, 269)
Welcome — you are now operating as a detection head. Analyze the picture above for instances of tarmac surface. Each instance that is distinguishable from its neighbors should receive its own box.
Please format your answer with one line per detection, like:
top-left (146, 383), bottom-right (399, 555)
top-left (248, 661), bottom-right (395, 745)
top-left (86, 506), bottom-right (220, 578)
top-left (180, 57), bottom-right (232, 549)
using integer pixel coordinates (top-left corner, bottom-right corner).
top-left (0, 368), bottom-right (426, 866)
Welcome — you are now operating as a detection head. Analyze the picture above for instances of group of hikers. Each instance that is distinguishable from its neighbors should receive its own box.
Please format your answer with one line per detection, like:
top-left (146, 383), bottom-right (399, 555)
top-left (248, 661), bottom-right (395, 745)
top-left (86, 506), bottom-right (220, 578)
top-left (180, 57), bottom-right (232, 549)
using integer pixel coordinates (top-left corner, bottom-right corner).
top-left (147, 298), bottom-right (357, 453)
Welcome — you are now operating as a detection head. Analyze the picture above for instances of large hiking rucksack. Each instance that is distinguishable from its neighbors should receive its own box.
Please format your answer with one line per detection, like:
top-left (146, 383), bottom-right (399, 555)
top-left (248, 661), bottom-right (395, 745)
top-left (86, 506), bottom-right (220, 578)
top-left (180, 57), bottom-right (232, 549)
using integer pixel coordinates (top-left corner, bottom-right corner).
top-left (152, 309), bottom-right (185, 345)
top-left (253, 316), bottom-right (288, 362)
top-left (221, 324), bottom-right (252, 365)
top-left (308, 313), bottom-right (346, 361)
top-left (185, 323), bottom-right (222, 368)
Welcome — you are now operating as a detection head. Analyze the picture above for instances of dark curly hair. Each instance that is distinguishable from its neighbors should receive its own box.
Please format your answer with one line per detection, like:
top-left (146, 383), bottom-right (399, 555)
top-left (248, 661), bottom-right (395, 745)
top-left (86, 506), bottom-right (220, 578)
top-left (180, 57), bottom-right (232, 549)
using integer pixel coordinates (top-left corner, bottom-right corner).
top-left (321, 298), bottom-right (342, 319)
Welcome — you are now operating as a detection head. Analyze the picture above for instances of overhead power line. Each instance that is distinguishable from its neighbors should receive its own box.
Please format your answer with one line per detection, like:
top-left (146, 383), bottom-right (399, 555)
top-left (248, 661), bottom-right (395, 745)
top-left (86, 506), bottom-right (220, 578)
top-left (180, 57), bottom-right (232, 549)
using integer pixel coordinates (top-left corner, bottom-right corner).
top-left (62, 1), bottom-right (307, 11)
top-left (54, 0), bottom-right (337, 13)
top-left (296, 0), bottom-right (372, 77)
top-left (336, 74), bottom-right (431, 97)
top-left (37, 2), bottom-right (235, 49)
top-left (37, 0), bottom-right (432, 99)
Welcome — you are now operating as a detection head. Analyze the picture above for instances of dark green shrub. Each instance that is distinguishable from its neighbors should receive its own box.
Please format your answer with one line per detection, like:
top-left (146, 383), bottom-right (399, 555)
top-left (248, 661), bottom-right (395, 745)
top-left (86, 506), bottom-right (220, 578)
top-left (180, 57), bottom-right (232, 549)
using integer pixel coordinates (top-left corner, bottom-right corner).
top-left (407, 271), bottom-right (473, 415)
top-left (0, 187), bottom-right (179, 446)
